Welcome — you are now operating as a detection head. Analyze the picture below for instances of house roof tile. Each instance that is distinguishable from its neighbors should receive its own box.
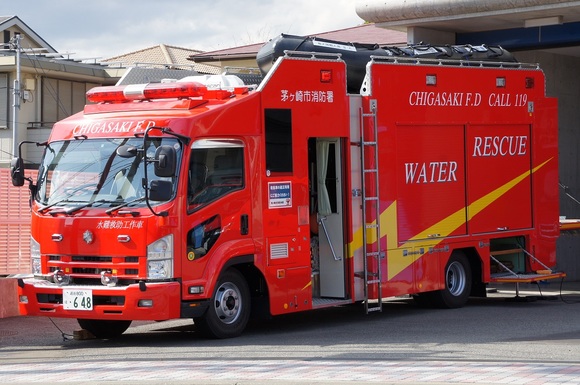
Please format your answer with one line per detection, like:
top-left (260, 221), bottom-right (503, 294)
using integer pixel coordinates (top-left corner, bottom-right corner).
top-left (191, 23), bottom-right (406, 61)
top-left (102, 44), bottom-right (221, 74)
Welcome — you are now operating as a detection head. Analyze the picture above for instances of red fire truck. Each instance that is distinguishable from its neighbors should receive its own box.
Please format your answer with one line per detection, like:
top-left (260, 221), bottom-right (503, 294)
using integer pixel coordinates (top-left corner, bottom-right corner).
top-left (11, 35), bottom-right (564, 339)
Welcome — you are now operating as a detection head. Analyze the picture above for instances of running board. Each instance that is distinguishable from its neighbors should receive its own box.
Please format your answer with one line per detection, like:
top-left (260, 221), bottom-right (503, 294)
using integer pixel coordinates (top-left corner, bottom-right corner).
top-left (490, 249), bottom-right (566, 284)
top-left (490, 272), bottom-right (566, 301)
top-left (490, 271), bottom-right (566, 284)
top-left (312, 298), bottom-right (353, 309)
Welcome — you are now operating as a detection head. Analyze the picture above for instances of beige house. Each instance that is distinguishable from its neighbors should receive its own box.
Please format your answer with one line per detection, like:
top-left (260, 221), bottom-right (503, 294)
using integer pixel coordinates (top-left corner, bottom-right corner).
top-left (0, 16), bottom-right (221, 168)
top-left (0, 16), bottom-right (119, 167)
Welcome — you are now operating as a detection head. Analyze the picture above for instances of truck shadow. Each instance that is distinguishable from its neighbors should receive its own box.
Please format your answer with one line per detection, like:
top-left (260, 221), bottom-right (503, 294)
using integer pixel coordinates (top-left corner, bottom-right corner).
top-left (67, 292), bottom-right (580, 349)
top-left (2, 291), bottom-right (578, 355)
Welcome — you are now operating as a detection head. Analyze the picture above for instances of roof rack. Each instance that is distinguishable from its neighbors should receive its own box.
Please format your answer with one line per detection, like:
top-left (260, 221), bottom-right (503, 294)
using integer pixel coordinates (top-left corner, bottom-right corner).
top-left (370, 55), bottom-right (540, 69)
top-left (283, 50), bottom-right (342, 61)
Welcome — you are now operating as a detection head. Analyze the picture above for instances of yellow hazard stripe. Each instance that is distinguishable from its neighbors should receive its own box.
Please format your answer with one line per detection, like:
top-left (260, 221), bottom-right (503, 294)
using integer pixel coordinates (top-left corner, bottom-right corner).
top-left (348, 158), bottom-right (553, 280)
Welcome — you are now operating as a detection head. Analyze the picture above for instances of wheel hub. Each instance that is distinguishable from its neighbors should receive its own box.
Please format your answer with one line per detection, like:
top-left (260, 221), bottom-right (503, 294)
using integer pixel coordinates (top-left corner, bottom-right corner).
top-left (446, 261), bottom-right (466, 296)
top-left (214, 283), bottom-right (241, 324)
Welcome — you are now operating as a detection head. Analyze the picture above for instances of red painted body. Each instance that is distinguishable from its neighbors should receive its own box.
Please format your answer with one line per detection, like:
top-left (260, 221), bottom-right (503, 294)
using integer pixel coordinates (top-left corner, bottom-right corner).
top-left (17, 54), bottom-right (562, 333)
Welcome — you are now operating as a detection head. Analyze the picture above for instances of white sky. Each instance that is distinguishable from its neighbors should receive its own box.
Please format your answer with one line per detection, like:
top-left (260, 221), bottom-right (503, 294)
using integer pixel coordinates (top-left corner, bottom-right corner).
top-left (4, 0), bottom-right (364, 60)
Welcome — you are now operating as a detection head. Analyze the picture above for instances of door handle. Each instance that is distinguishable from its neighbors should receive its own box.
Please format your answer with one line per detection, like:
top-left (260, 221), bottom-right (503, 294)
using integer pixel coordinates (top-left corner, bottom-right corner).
top-left (319, 216), bottom-right (342, 261)
top-left (240, 214), bottom-right (249, 235)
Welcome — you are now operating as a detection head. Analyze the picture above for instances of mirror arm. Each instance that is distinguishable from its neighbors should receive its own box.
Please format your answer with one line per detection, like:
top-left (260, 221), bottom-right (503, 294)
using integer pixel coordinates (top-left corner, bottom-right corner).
top-left (13, 141), bottom-right (46, 205)
top-left (159, 127), bottom-right (191, 145)
top-left (142, 126), bottom-right (170, 217)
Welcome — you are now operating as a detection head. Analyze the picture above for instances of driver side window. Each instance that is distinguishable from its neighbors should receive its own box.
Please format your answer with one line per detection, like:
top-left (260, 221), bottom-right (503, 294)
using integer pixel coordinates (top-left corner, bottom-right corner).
top-left (187, 140), bottom-right (244, 210)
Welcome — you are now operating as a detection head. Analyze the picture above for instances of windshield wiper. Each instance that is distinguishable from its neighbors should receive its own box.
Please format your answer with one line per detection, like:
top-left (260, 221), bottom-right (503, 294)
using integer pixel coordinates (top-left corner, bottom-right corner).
top-left (38, 199), bottom-right (86, 214)
top-left (64, 199), bottom-right (112, 215)
top-left (106, 197), bottom-right (146, 215)
top-left (46, 199), bottom-right (111, 216)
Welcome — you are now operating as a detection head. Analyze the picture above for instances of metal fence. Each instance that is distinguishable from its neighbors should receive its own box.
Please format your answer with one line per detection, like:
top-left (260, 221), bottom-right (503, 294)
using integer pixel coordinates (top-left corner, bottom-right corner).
top-left (0, 168), bottom-right (36, 275)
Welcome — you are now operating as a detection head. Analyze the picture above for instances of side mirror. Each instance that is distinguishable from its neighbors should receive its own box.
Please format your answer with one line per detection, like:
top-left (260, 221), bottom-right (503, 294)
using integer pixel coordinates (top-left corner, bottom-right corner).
top-left (154, 145), bottom-right (176, 177)
top-left (10, 157), bottom-right (25, 187)
top-left (149, 180), bottom-right (173, 201)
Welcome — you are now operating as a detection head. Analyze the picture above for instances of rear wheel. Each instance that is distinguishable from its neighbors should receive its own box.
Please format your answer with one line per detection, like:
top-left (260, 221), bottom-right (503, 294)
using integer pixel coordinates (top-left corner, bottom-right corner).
top-left (195, 269), bottom-right (250, 339)
top-left (430, 252), bottom-right (472, 308)
top-left (77, 319), bottom-right (132, 339)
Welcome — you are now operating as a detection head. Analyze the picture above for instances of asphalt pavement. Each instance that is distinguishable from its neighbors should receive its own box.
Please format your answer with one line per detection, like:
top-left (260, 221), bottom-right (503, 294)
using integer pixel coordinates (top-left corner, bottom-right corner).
top-left (1, 280), bottom-right (579, 385)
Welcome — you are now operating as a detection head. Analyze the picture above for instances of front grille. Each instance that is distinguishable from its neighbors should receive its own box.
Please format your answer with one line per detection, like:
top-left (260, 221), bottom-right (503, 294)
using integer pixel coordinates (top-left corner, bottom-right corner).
top-left (72, 256), bottom-right (112, 262)
top-left (72, 267), bottom-right (102, 274)
top-left (45, 255), bottom-right (143, 278)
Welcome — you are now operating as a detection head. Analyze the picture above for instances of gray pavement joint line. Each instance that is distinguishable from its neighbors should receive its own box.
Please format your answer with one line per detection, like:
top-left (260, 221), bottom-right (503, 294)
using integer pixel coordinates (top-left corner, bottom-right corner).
top-left (1, 360), bottom-right (580, 384)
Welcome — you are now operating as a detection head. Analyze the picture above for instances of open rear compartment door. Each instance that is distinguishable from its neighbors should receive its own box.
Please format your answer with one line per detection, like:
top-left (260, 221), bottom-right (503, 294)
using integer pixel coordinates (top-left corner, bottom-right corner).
top-left (489, 236), bottom-right (566, 294)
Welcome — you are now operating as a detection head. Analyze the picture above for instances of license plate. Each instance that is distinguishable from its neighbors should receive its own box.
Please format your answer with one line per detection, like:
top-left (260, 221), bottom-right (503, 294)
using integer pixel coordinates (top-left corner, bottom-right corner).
top-left (63, 289), bottom-right (93, 311)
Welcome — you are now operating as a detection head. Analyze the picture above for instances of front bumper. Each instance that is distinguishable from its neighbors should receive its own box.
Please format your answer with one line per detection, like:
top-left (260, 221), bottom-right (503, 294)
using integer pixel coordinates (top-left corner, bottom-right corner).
top-left (18, 278), bottom-right (182, 321)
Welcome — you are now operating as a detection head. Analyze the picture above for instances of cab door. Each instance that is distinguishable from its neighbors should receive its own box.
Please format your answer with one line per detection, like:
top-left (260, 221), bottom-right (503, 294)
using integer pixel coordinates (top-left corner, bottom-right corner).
top-left (315, 138), bottom-right (346, 298)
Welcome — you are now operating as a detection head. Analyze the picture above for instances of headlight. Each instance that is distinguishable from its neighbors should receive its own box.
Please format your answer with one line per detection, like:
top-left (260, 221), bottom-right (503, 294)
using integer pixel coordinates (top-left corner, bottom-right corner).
top-left (31, 237), bottom-right (41, 275)
top-left (147, 234), bottom-right (173, 279)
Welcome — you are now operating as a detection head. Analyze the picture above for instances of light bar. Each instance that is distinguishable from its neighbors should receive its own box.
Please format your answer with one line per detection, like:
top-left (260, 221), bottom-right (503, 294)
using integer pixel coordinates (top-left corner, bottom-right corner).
top-left (86, 82), bottom-right (207, 103)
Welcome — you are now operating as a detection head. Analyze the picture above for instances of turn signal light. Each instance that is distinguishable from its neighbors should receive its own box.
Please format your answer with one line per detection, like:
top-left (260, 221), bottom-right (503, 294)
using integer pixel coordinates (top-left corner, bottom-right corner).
top-left (189, 286), bottom-right (204, 294)
top-left (138, 299), bottom-right (153, 307)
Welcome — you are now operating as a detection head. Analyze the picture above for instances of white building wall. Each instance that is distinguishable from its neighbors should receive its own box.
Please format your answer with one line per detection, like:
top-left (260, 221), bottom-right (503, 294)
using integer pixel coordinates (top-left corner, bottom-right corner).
top-left (515, 50), bottom-right (580, 280)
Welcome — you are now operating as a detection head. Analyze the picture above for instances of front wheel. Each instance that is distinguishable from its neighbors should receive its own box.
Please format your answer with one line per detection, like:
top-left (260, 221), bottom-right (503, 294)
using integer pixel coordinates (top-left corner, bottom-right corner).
top-left (77, 319), bottom-right (132, 339)
top-left (195, 269), bottom-right (251, 339)
top-left (430, 252), bottom-right (472, 308)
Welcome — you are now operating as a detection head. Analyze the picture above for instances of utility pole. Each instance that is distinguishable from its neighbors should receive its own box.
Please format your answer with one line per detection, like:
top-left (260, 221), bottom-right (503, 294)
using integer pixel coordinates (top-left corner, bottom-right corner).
top-left (11, 32), bottom-right (22, 157)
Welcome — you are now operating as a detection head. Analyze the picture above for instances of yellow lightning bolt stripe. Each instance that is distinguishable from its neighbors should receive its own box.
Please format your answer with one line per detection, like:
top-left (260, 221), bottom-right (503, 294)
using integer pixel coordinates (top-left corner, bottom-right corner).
top-left (348, 158), bottom-right (553, 280)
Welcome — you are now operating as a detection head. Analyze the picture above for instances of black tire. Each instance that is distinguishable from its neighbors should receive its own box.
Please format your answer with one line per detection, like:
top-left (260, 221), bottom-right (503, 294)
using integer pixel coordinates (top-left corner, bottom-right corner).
top-left (77, 319), bottom-right (132, 339)
top-left (430, 252), bottom-right (472, 308)
top-left (195, 269), bottom-right (251, 339)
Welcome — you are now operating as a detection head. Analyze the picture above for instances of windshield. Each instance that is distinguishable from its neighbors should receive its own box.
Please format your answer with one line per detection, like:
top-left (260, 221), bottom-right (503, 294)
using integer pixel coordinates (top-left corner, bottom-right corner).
top-left (35, 137), bottom-right (182, 208)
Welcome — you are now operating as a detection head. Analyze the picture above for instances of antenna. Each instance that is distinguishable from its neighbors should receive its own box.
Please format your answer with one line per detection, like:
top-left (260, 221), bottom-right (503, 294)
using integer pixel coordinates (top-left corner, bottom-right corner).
top-left (10, 33), bottom-right (23, 157)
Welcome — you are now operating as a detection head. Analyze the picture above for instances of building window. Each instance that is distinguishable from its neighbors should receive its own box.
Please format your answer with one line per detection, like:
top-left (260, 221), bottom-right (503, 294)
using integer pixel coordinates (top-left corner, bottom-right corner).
top-left (0, 73), bottom-right (8, 130)
top-left (41, 78), bottom-right (98, 123)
